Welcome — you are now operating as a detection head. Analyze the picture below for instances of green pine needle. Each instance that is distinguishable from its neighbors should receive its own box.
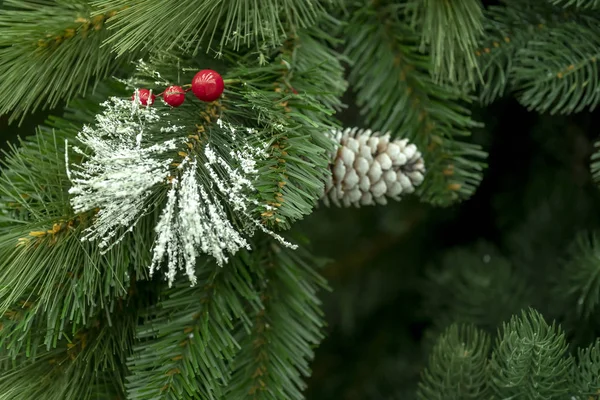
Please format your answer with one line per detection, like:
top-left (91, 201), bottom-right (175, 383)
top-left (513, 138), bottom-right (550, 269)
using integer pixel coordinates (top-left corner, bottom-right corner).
top-left (408, 0), bottom-right (484, 87)
top-left (0, 82), bottom-right (152, 356)
top-left (557, 231), bottom-right (600, 319)
top-left (572, 340), bottom-right (600, 396)
top-left (475, 1), bottom-right (584, 107)
top-left (0, 0), bottom-right (135, 122)
top-left (417, 324), bottom-right (491, 400)
top-left (125, 256), bottom-right (260, 400)
top-left (226, 243), bottom-right (329, 400)
top-left (93, 0), bottom-right (338, 56)
top-left (548, 0), bottom-right (600, 9)
top-left (0, 307), bottom-right (136, 400)
top-left (512, 16), bottom-right (600, 115)
top-left (489, 308), bottom-right (573, 399)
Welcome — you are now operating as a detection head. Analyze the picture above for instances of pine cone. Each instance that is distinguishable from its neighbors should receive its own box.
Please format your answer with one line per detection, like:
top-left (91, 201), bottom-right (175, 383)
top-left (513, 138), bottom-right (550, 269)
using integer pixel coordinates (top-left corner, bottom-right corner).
top-left (322, 127), bottom-right (426, 207)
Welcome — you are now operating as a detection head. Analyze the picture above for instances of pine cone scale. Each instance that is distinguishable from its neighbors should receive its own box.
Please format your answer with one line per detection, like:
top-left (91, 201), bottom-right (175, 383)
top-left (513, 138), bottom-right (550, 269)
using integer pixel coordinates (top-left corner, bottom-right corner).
top-left (322, 127), bottom-right (426, 207)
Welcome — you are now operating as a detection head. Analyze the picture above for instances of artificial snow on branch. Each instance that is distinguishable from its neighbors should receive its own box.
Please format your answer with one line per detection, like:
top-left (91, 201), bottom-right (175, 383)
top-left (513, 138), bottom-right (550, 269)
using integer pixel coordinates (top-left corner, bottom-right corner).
top-left (66, 94), bottom-right (184, 249)
top-left (66, 95), bottom-right (295, 286)
top-left (322, 127), bottom-right (426, 207)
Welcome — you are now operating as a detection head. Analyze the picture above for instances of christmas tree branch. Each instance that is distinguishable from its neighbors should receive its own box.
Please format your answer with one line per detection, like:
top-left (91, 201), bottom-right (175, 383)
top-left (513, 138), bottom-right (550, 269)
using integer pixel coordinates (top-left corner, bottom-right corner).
top-left (0, 0), bottom-right (136, 122)
top-left (0, 307), bottom-right (136, 400)
top-left (417, 324), bottom-right (491, 399)
top-left (475, 0), bottom-right (590, 108)
top-left (489, 309), bottom-right (572, 398)
top-left (548, 0), bottom-right (600, 9)
top-left (345, 1), bottom-right (487, 206)
top-left (226, 243), bottom-right (328, 400)
top-left (93, 0), bottom-right (340, 57)
top-left (406, 0), bottom-right (484, 87)
top-left (511, 15), bottom-right (600, 114)
top-left (125, 256), bottom-right (260, 400)
top-left (0, 84), bottom-right (152, 354)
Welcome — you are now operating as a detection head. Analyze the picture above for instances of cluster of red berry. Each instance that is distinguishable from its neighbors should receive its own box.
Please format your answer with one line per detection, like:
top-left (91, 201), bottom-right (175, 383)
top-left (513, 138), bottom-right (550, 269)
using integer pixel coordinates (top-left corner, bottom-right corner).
top-left (132, 69), bottom-right (224, 108)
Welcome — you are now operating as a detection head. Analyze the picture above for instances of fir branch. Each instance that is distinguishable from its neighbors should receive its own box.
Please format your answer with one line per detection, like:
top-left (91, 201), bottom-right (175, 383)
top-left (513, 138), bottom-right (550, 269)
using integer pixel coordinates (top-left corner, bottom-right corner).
top-left (226, 244), bottom-right (328, 400)
top-left (417, 324), bottom-right (491, 400)
top-left (406, 0), bottom-right (484, 86)
top-left (556, 231), bottom-right (600, 319)
top-left (489, 309), bottom-right (573, 399)
top-left (0, 0), bottom-right (134, 122)
top-left (548, 0), bottom-right (600, 9)
top-left (592, 140), bottom-right (600, 184)
top-left (125, 256), bottom-right (260, 400)
top-left (93, 0), bottom-right (338, 57)
top-left (345, 1), bottom-right (487, 206)
top-left (422, 242), bottom-right (530, 334)
top-left (0, 84), bottom-right (153, 355)
top-left (0, 307), bottom-right (136, 400)
top-left (572, 340), bottom-right (600, 397)
top-left (512, 16), bottom-right (600, 114)
top-left (473, 0), bottom-right (599, 112)
top-left (475, 3), bottom-right (532, 105)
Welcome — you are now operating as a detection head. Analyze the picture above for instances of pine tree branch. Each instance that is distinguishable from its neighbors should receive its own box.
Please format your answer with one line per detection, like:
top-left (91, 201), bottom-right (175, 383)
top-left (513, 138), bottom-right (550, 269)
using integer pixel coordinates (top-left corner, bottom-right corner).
top-left (0, 83), bottom-right (153, 354)
top-left (406, 0), bottom-right (484, 87)
top-left (417, 324), bottom-right (491, 400)
top-left (572, 339), bottom-right (600, 396)
top-left (556, 231), bottom-right (600, 319)
top-left (474, 1), bottom-right (594, 109)
top-left (93, 0), bottom-right (339, 57)
top-left (591, 140), bottom-right (600, 186)
top-left (345, 1), bottom-right (487, 206)
top-left (489, 309), bottom-right (573, 399)
top-left (226, 244), bottom-right (328, 400)
top-left (0, 0), bottom-right (136, 122)
top-left (548, 0), bottom-right (600, 9)
top-left (0, 306), bottom-right (136, 400)
top-left (512, 15), bottom-right (600, 114)
top-left (125, 256), bottom-right (260, 400)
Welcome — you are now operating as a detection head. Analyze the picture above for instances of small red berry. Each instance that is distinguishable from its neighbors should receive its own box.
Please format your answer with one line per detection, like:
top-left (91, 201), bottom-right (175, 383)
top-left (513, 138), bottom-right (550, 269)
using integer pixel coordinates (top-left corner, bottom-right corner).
top-left (132, 89), bottom-right (155, 106)
top-left (191, 70), bottom-right (224, 102)
top-left (162, 85), bottom-right (186, 107)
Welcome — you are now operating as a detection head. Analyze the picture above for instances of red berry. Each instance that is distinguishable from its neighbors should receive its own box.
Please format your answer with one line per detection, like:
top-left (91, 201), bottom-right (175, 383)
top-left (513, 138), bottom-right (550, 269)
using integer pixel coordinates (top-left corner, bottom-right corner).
top-left (191, 70), bottom-right (224, 102)
top-left (132, 89), bottom-right (155, 106)
top-left (162, 86), bottom-right (186, 107)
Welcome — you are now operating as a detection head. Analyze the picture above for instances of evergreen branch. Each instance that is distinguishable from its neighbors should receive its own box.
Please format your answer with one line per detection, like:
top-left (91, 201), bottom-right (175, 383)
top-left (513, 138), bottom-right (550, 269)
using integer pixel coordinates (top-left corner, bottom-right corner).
top-left (489, 308), bottom-right (573, 399)
top-left (125, 256), bottom-right (260, 400)
top-left (417, 324), bottom-right (491, 400)
top-left (345, 1), bottom-right (487, 206)
top-left (0, 307), bottom-right (136, 400)
top-left (422, 242), bottom-right (530, 334)
top-left (0, 0), bottom-right (134, 122)
top-left (93, 0), bottom-right (337, 57)
top-left (548, 0), bottom-right (600, 9)
top-left (475, 0), bottom-right (580, 105)
top-left (512, 16), bottom-right (600, 114)
top-left (592, 140), bottom-right (600, 184)
top-left (556, 231), bottom-right (600, 319)
top-left (226, 243), bottom-right (328, 400)
top-left (0, 83), bottom-right (153, 354)
top-left (0, 218), bottom-right (153, 358)
top-left (407, 0), bottom-right (484, 86)
top-left (572, 340), bottom-right (600, 397)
